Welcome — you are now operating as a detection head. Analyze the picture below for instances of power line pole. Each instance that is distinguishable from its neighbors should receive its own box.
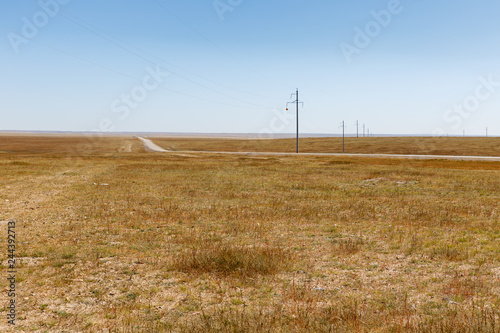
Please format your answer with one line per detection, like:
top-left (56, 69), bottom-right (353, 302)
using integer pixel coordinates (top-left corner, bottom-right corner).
top-left (340, 121), bottom-right (346, 152)
top-left (486, 127), bottom-right (488, 137)
top-left (355, 120), bottom-right (359, 138)
top-left (286, 89), bottom-right (303, 153)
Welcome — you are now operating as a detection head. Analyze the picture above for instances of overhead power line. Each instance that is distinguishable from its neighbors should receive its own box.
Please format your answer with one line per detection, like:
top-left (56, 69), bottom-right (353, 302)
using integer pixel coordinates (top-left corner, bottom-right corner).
top-left (0, 25), bottom-right (267, 110)
top-left (57, 11), bottom-right (271, 109)
top-left (60, 10), bottom-right (272, 100)
top-left (151, 0), bottom-right (290, 89)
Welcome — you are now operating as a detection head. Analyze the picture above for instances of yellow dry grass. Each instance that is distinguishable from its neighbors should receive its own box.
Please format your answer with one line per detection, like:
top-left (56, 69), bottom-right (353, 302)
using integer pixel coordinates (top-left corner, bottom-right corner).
top-left (151, 136), bottom-right (500, 156)
top-left (0, 135), bottom-right (499, 332)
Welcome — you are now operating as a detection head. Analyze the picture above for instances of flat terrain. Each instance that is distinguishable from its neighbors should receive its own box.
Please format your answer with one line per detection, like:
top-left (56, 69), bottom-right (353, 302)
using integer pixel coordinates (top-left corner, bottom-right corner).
top-left (0, 135), bottom-right (499, 332)
top-left (0, 134), bottom-right (142, 154)
top-left (149, 136), bottom-right (500, 157)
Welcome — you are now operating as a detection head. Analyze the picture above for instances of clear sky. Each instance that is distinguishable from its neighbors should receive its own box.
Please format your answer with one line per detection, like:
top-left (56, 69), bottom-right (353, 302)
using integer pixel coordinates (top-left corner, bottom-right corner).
top-left (1, 0), bottom-right (499, 136)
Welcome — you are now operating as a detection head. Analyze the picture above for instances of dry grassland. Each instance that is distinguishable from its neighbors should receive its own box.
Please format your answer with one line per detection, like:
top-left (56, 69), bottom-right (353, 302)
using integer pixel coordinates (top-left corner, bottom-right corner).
top-left (0, 135), bottom-right (499, 332)
top-left (150, 136), bottom-right (500, 156)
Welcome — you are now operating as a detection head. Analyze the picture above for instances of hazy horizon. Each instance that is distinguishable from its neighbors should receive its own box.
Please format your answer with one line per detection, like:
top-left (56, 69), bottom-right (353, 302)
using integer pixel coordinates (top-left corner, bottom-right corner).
top-left (0, 130), bottom-right (499, 139)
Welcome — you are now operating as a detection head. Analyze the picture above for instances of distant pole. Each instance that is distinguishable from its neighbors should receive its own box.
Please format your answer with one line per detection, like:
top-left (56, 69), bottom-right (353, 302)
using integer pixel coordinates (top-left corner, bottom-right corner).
top-left (486, 127), bottom-right (488, 137)
top-left (340, 121), bottom-right (346, 152)
top-left (295, 88), bottom-right (299, 154)
top-left (286, 89), bottom-right (303, 153)
top-left (356, 120), bottom-right (359, 138)
top-left (343, 121), bottom-right (345, 152)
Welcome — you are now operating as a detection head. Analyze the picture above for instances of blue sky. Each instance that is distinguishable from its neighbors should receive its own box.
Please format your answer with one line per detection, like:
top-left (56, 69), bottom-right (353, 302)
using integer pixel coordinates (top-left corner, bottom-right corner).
top-left (1, 0), bottom-right (499, 136)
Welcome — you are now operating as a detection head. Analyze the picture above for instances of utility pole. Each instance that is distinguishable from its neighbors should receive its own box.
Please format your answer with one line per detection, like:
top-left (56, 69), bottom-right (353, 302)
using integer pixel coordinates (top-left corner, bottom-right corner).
top-left (355, 120), bottom-right (359, 138)
top-left (286, 89), bottom-right (303, 153)
top-left (486, 127), bottom-right (488, 137)
top-left (340, 121), bottom-right (346, 152)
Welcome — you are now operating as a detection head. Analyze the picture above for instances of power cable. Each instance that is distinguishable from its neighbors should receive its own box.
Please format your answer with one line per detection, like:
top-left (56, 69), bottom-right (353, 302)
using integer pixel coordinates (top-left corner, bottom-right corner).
top-left (0, 26), bottom-right (266, 110)
top-left (57, 11), bottom-right (270, 109)
top-left (60, 9), bottom-right (273, 100)
top-left (150, 0), bottom-right (291, 89)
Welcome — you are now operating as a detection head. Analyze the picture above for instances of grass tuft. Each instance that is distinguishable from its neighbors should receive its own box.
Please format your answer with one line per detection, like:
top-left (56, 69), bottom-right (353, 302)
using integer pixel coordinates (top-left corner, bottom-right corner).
top-left (172, 238), bottom-right (292, 276)
top-left (333, 237), bottom-right (365, 255)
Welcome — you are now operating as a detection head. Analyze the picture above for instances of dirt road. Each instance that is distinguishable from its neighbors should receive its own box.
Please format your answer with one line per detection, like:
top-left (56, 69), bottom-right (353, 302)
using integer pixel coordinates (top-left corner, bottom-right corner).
top-left (137, 137), bottom-right (500, 161)
top-left (137, 137), bottom-right (169, 152)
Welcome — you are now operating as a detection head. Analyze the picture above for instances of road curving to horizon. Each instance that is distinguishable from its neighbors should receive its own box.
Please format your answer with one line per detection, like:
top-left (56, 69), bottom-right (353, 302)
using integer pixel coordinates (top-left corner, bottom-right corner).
top-left (137, 137), bottom-right (500, 162)
top-left (137, 137), bottom-right (169, 152)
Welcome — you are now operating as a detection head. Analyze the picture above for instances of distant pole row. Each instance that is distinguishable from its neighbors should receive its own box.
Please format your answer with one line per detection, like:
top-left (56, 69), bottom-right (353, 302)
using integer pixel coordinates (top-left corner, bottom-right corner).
top-left (360, 122), bottom-right (372, 137)
top-left (448, 126), bottom-right (491, 137)
top-left (343, 120), bottom-right (373, 138)
top-left (285, 91), bottom-right (381, 154)
top-left (358, 121), bottom-right (372, 137)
